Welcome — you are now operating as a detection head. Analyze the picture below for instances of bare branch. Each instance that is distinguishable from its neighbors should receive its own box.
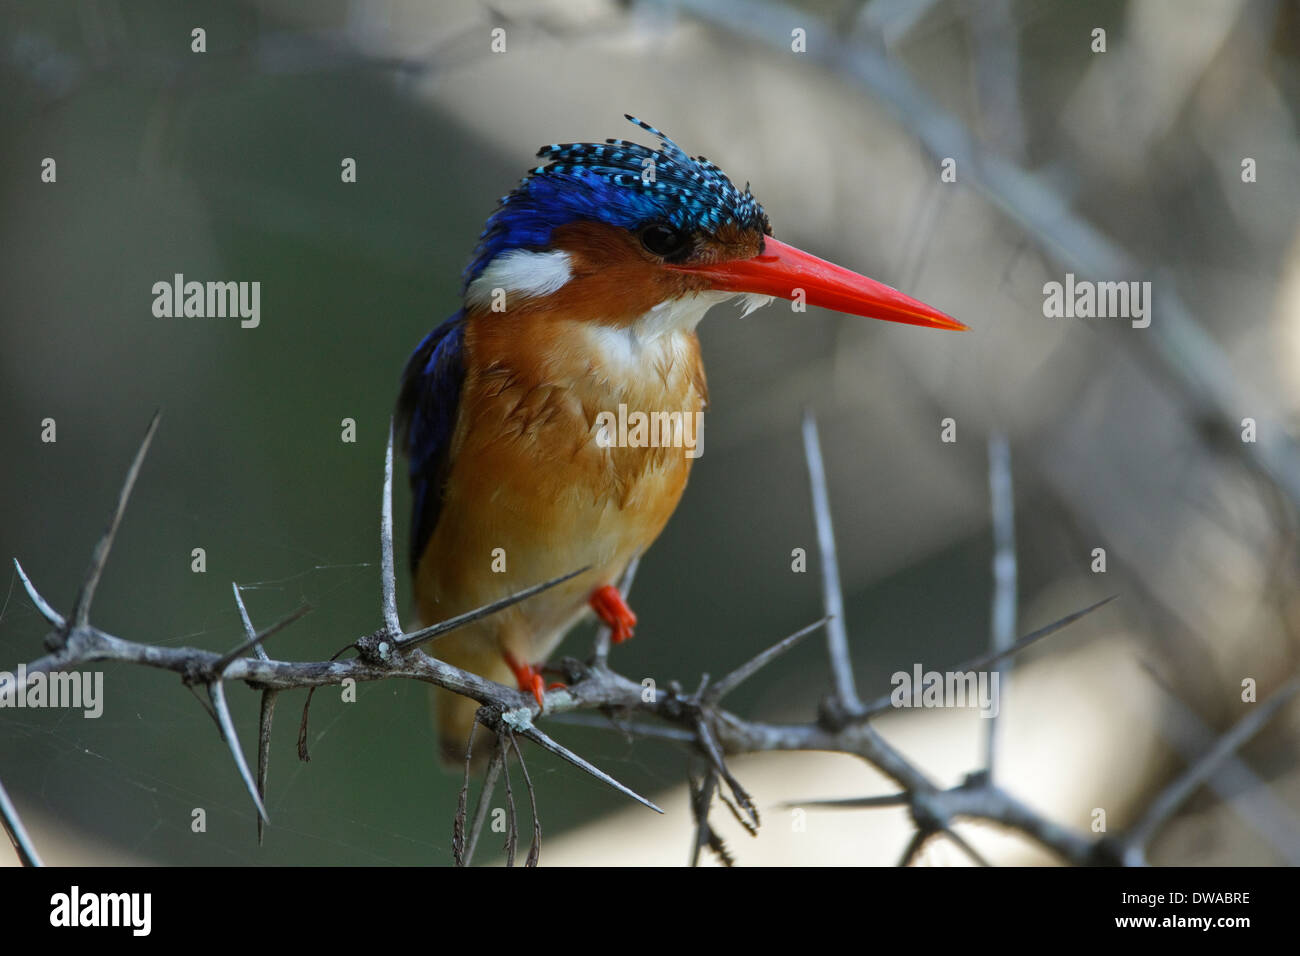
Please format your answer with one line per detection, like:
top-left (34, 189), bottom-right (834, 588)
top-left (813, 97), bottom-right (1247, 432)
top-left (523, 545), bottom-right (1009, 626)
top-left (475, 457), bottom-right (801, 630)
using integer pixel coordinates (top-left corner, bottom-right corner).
top-left (802, 409), bottom-right (861, 715)
top-left (462, 746), bottom-right (504, 867)
top-left (500, 731), bottom-right (518, 868)
top-left (508, 731), bottom-right (542, 867)
top-left (0, 414), bottom-right (1163, 868)
top-left (452, 719), bottom-right (476, 867)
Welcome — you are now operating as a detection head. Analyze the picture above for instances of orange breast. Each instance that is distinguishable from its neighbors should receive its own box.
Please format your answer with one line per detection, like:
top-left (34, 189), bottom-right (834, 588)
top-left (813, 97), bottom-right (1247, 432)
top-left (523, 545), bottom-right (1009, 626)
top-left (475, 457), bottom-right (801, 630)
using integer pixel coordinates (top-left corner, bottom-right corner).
top-left (414, 304), bottom-right (707, 668)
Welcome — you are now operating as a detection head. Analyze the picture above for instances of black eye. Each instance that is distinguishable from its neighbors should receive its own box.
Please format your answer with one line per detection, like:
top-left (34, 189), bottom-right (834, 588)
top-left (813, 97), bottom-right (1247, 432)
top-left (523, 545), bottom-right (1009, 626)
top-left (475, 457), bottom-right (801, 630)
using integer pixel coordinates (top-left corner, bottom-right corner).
top-left (639, 223), bottom-right (689, 259)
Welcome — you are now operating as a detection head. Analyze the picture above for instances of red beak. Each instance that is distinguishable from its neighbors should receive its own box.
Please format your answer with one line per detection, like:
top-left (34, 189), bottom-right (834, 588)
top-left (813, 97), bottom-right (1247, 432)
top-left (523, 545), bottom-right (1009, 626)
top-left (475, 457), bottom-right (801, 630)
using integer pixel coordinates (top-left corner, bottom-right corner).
top-left (670, 236), bottom-right (966, 331)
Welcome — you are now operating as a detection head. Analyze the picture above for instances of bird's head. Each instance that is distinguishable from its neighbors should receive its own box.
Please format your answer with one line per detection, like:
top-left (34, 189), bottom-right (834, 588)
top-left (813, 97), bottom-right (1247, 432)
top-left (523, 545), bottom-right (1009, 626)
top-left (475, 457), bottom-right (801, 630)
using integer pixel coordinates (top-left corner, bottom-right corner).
top-left (461, 115), bottom-right (964, 333)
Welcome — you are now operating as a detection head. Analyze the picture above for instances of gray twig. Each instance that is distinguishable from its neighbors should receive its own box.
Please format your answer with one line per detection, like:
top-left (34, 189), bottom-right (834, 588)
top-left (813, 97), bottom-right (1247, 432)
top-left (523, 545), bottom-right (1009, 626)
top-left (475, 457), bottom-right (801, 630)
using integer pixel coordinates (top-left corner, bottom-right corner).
top-left (462, 746), bottom-right (503, 867)
top-left (802, 410), bottom-right (861, 715)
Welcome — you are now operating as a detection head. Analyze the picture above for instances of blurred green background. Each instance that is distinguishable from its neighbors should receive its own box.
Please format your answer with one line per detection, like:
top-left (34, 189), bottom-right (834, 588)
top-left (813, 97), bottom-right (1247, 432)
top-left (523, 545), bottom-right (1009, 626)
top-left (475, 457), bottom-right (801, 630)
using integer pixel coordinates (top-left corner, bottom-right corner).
top-left (2, 0), bottom-right (1299, 865)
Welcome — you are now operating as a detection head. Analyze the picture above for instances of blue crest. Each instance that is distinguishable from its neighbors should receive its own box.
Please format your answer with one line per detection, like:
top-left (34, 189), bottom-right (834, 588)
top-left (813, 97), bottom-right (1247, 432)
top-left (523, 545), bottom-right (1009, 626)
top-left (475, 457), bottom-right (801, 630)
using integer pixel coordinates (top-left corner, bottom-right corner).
top-left (464, 115), bottom-right (771, 287)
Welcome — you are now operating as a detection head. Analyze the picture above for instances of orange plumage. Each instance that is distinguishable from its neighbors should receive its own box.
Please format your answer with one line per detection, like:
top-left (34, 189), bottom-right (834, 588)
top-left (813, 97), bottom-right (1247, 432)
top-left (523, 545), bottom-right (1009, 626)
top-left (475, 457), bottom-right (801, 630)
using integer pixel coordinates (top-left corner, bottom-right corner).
top-left (413, 221), bottom-right (710, 761)
top-left (398, 118), bottom-right (961, 764)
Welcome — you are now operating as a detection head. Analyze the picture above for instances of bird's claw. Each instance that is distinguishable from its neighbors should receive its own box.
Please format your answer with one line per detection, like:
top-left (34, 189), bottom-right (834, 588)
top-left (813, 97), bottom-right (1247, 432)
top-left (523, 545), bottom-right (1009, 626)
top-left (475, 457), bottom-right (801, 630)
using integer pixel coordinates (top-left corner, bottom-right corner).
top-left (504, 651), bottom-right (565, 708)
top-left (590, 584), bottom-right (638, 644)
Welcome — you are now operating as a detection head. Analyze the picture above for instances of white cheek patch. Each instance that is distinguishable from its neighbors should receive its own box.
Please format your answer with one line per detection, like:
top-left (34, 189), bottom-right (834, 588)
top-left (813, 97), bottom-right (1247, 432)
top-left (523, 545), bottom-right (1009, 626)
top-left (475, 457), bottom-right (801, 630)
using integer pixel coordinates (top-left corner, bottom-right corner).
top-left (466, 249), bottom-right (573, 310)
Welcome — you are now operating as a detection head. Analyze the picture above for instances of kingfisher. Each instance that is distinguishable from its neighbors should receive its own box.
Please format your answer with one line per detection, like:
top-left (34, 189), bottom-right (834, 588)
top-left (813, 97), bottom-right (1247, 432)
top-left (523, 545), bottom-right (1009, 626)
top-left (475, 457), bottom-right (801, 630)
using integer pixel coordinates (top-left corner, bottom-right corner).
top-left (397, 116), bottom-right (964, 762)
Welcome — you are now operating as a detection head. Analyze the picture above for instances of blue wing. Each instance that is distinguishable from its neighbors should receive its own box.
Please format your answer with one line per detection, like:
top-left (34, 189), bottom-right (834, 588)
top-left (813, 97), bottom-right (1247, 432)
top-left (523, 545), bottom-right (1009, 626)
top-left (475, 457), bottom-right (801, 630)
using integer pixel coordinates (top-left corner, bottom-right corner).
top-left (396, 311), bottom-right (467, 573)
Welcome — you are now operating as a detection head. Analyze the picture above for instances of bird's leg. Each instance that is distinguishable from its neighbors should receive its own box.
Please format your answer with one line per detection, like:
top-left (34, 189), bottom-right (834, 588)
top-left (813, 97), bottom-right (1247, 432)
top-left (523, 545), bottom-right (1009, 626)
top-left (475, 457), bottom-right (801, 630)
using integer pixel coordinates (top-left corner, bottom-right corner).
top-left (503, 650), bottom-right (565, 708)
top-left (590, 584), bottom-right (638, 644)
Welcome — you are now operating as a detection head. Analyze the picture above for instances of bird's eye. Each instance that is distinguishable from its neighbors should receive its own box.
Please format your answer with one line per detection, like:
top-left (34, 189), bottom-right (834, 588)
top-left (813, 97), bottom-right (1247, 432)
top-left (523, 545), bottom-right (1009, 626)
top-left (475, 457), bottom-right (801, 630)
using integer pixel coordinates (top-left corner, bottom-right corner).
top-left (639, 223), bottom-right (689, 259)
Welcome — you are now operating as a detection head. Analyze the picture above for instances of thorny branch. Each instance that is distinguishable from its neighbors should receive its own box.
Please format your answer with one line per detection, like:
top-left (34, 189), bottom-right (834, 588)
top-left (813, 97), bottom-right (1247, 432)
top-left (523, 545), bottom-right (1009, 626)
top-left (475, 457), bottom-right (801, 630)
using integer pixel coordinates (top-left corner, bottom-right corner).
top-left (4, 413), bottom-right (1293, 867)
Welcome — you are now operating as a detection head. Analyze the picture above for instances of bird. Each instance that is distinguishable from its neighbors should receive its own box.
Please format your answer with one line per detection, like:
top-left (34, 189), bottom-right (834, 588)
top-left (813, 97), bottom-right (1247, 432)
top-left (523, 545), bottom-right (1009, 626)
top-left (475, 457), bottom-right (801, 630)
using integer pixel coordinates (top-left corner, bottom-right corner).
top-left (397, 115), bottom-right (964, 763)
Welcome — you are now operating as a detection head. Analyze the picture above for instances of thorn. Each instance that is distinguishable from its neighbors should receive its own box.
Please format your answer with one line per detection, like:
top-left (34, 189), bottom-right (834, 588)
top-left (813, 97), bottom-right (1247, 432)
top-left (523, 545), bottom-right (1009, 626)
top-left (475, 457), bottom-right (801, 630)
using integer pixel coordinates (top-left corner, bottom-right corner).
top-left (520, 725), bottom-right (663, 813)
top-left (380, 420), bottom-right (401, 639)
top-left (779, 792), bottom-right (909, 810)
top-left (12, 560), bottom-right (65, 628)
top-left (545, 712), bottom-right (696, 742)
top-left (216, 600), bottom-right (310, 674)
top-left (856, 594), bottom-right (1119, 719)
top-left (71, 411), bottom-right (160, 629)
top-left (708, 617), bottom-right (829, 701)
top-left (394, 566), bottom-right (590, 649)
top-left (231, 583), bottom-right (262, 654)
top-left (207, 679), bottom-right (269, 823)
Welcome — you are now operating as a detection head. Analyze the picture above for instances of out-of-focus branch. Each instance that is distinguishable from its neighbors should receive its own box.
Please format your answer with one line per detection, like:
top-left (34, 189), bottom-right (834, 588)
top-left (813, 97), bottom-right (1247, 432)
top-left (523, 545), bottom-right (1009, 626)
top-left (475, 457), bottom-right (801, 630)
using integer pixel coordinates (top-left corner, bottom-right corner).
top-left (663, 0), bottom-right (1300, 513)
top-left (985, 433), bottom-right (1017, 780)
top-left (1116, 673), bottom-right (1300, 866)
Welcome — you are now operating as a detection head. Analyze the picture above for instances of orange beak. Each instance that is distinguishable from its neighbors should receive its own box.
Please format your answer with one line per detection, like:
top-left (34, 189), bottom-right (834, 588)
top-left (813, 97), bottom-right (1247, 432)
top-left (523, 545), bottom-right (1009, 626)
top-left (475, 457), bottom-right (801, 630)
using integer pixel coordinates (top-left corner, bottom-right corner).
top-left (669, 236), bottom-right (966, 331)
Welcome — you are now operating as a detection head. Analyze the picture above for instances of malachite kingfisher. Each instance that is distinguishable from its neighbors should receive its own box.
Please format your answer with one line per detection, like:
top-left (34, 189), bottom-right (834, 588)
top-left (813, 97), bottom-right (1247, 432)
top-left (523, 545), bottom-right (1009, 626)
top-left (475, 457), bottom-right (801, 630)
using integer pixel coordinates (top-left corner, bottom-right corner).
top-left (397, 116), bottom-right (965, 763)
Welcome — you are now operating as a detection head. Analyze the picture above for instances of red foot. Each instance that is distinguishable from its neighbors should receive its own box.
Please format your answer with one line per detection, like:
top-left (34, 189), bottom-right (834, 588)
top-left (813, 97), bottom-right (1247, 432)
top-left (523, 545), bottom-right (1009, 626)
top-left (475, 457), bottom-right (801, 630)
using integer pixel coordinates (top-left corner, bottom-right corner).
top-left (591, 585), bottom-right (638, 645)
top-left (503, 651), bottom-right (565, 708)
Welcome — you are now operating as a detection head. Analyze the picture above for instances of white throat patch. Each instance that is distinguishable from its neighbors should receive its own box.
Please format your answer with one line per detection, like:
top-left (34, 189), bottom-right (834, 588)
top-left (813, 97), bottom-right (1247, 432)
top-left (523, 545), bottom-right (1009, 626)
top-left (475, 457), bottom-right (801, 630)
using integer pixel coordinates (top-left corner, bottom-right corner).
top-left (583, 291), bottom-right (775, 371)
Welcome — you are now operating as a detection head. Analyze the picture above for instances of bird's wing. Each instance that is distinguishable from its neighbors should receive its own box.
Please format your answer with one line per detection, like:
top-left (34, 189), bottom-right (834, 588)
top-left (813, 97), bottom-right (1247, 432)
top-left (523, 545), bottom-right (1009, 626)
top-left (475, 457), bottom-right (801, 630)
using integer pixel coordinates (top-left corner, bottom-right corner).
top-left (396, 311), bottom-right (467, 573)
